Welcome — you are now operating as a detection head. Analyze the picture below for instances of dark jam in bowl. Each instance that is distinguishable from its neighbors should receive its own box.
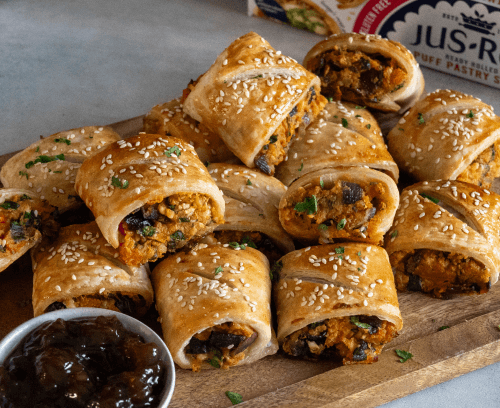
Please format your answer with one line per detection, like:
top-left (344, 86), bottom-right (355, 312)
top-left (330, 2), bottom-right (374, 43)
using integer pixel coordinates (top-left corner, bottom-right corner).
top-left (0, 315), bottom-right (166, 408)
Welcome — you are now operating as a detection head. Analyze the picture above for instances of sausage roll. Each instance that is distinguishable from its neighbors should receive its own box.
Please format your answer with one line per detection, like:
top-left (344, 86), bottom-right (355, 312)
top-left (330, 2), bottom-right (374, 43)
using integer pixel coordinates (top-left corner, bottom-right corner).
top-left (31, 222), bottom-right (153, 317)
top-left (279, 167), bottom-right (399, 245)
top-left (183, 31), bottom-right (327, 175)
top-left (303, 33), bottom-right (424, 115)
top-left (275, 100), bottom-right (399, 187)
top-left (143, 98), bottom-right (239, 165)
top-left (274, 243), bottom-right (402, 364)
top-left (152, 243), bottom-right (278, 371)
top-left (0, 189), bottom-right (57, 273)
top-left (387, 89), bottom-right (500, 191)
top-left (75, 134), bottom-right (225, 266)
top-left (203, 163), bottom-right (294, 263)
top-left (0, 126), bottom-right (121, 213)
top-left (385, 180), bottom-right (500, 298)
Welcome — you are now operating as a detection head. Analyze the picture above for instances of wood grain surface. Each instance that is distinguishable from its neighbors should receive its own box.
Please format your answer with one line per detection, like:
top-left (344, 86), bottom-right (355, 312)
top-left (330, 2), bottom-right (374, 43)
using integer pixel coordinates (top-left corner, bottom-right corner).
top-left (1, 115), bottom-right (499, 408)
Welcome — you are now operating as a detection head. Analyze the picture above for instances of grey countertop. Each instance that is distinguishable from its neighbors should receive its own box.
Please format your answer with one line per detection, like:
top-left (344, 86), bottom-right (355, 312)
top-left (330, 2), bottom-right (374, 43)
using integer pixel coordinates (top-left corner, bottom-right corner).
top-left (1, 0), bottom-right (499, 406)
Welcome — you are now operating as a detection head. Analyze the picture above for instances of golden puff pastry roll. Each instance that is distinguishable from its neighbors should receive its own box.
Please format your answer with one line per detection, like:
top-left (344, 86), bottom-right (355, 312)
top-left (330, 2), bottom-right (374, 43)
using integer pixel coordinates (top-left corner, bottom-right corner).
top-left (385, 180), bottom-right (500, 298)
top-left (279, 167), bottom-right (399, 245)
top-left (31, 222), bottom-right (153, 317)
top-left (0, 126), bottom-right (121, 213)
top-left (75, 134), bottom-right (225, 266)
top-left (275, 100), bottom-right (399, 186)
top-left (303, 33), bottom-right (424, 114)
top-left (143, 98), bottom-right (239, 165)
top-left (204, 163), bottom-right (294, 261)
top-left (152, 243), bottom-right (278, 371)
top-left (387, 89), bottom-right (500, 191)
top-left (0, 189), bottom-right (57, 273)
top-left (274, 243), bottom-right (402, 364)
top-left (183, 31), bottom-right (327, 176)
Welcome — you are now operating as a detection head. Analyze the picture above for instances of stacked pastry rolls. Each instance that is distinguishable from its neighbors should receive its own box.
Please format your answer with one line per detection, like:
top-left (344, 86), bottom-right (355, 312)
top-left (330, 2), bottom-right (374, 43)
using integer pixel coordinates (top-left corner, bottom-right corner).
top-left (31, 221), bottom-right (154, 317)
top-left (385, 180), bottom-right (500, 298)
top-left (387, 89), bottom-right (500, 192)
top-left (277, 101), bottom-right (399, 245)
top-left (274, 243), bottom-right (402, 364)
top-left (75, 134), bottom-right (225, 266)
top-left (152, 243), bottom-right (278, 371)
top-left (183, 31), bottom-right (327, 175)
top-left (205, 163), bottom-right (294, 262)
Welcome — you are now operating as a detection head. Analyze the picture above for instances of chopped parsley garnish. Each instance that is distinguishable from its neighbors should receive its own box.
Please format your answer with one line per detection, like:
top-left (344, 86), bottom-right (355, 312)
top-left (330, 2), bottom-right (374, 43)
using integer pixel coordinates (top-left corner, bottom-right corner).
top-left (366, 124), bottom-right (371, 129)
top-left (262, 145), bottom-right (269, 150)
top-left (168, 204), bottom-right (175, 210)
top-left (398, 127), bottom-right (404, 131)
top-left (294, 195), bottom-right (318, 215)
top-left (391, 230), bottom-right (398, 238)
top-left (246, 179), bottom-right (252, 186)
top-left (35, 146), bottom-right (40, 152)
top-left (298, 162), bottom-right (303, 172)
top-left (251, 74), bottom-right (263, 79)
top-left (269, 135), bottom-right (278, 144)
top-left (54, 137), bottom-right (71, 145)
top-left (204, 161), bottom-right (210, 167)
top-left (52, 170), bottom-right (62, 173)
top-left (418, 113), bottom-right (425, 125)
top-left (228, 242), bottom-right (246, 250)
top-left (350, 316), bottom-right (372, 330)
top-left (327, 97), bottom-right (333, 103)
top-left (225, 391), bottom-right (243, 405)
top-left (141, 226), bottom-right (156, 237)
top-left (0, 201), bottom-right (20, 210)
top-left (335, 247), bottom-right (344, 254)
top-left (318, 224), bottom-right (328, 231)
top-left (258, 213), bottom-right (264, 217)
top-left (20, 194), bottom-right (31, 201)
top-left (270, 260), bottom-right (283, 280)
top-left (25, 154), bottom-right (65, 169)
top-left (438, 326), bottom-right (449, 331)
top-left (392, 83), bottom-right (404, 92)
top-left (421, 193), bottom-right (439, 203)
top-left (341, 118), bottom-right (348, 128)
top-left (19, 171), bottom-right (29, 180)
top-left (497, 325), bottom-right (500, 331)
top-left (23, 211), bottom-right (32, 219)
top-left (355, 105), bottom-right (366, 109)
top-left (170, 231), bottom-right (185, 241)
top-left (111, 176), bottom-right (129, 189)
top-left (164, 146), bottom-right (182, 157)
top-left (357, 251), bottom-right (362, 256)
top-left (337, 255), bottom-right (343, 260)
top-left (337, 218), bottom-right (346, 230)
top-left (319, 179), bottom-right (324, 189)
top-left (241, 235), bottom-right (257, 249)
top-left (309, 321), bottom-right (322, 329)
top-left (214, 266), bottom-right (223, 275)
top-left (207, 350), bottom-right (222, 368)
top-left (467, 110), bottom-right (474, 118)
top-left (355, 114), bottom-right (361, 118)
top-left (179, 217), bottom-right (190, 222)
top-left (0, 245), bottom-right (5, 253)
top-left (395, 349), bottom-right (413, 363)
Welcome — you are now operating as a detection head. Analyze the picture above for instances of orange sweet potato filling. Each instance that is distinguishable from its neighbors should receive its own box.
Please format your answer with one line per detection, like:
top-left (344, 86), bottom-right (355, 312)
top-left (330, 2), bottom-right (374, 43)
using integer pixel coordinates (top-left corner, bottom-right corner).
top-left (390, 249), bottom-right (491, 298)
top-left (308, 48), bottom-right (406, 105)
top-left (282, 316), bottom-right (397, 364)
top-left (457, 140), bottom-right (500, 189)
top-left (119, 192), bottom-right (222, 266)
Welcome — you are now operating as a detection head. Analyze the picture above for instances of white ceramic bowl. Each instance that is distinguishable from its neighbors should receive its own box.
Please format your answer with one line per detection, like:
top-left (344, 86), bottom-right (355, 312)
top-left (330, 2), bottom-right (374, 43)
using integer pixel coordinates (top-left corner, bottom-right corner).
top-left (0, 307), bottom-right (175, 407)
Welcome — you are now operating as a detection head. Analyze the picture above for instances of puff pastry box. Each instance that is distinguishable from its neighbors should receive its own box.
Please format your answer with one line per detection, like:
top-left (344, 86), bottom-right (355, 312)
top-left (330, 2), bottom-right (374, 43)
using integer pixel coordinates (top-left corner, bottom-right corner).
top-left (385, 180), bottom-right (500, 298)
top-left (31, 222), bottom-right (153, 317)
top-left (0, 126), bottom-right (121, 213)
top-left (274, 243), bottom-right (402, 364)
top-left (152, 243), bottom-right (278, 371)
top-left (387, 89), bottom-right (500, 192)
top-left (75, 134), bottom-right (225, 266)
top-left (183, 31), bottom-right (327, 175)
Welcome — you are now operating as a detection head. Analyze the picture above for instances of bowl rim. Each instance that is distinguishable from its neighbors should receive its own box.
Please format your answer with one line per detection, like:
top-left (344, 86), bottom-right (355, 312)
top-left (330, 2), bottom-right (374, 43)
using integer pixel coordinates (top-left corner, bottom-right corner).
top-left (0, 307), bottom-right (175, 407)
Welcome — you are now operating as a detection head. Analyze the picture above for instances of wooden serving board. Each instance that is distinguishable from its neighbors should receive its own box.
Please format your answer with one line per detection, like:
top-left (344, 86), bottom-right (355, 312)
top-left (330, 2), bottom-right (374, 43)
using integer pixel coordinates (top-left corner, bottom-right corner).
top-left (1, 116), bottom-right (499, 408)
